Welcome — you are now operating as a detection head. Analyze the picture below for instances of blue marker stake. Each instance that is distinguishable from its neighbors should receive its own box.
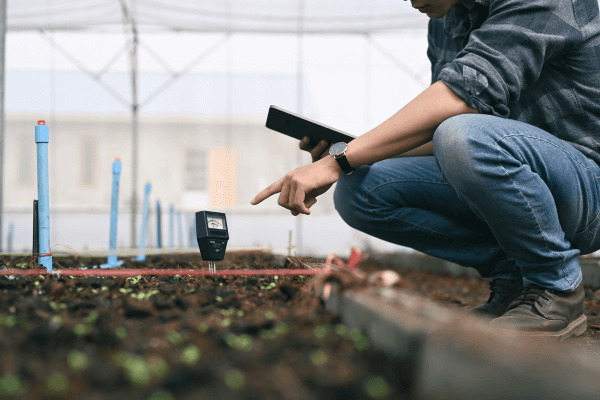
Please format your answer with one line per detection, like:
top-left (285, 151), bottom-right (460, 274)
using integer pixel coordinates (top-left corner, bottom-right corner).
top-left (103, 158), bottom-right (125, 269)
top-left (35, 120), bottom-right (52, 272)
top-left (156, 200), bottom-right (162, 248)
top-left (136, 183), bottom-right (152, 261)
top-left (177, 211), bottom-right (184, 248)
top-left (169, 205), bottom-right (174, 249)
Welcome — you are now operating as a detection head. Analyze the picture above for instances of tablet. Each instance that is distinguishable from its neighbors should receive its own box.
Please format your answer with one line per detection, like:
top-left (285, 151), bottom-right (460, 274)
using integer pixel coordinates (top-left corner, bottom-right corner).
top-left (266, 105), bottom-right (356, 147)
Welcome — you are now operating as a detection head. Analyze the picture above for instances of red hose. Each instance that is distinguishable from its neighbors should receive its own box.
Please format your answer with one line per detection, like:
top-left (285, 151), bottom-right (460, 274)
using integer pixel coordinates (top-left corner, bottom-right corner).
top-left (0, 269), bottom-right (331, 277)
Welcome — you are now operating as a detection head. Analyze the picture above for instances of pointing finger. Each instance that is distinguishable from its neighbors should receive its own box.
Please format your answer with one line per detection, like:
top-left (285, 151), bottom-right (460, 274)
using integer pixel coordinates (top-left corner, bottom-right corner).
top-left (251, 178), bottom-right (284, 205)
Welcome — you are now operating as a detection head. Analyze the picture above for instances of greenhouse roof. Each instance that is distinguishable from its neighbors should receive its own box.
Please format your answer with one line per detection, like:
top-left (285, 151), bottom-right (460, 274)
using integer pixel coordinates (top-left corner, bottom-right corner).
top-left (10, 0), bottom-right (429, 34)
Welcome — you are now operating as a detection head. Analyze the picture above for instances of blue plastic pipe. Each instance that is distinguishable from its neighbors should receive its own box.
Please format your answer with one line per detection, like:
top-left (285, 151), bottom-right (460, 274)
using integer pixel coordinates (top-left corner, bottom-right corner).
top-left (136, 183), bottom-right (152, 261)
top-left (177, 211), bottom-right (183, 248)
top-left (105, 158), bottom-right (124, 268)
top-left (35, 120), bottom-right (52, 272)
top-left (156, 200), bottom-right (162, 248)
top-left (169, 205), bottom-right (174, 249)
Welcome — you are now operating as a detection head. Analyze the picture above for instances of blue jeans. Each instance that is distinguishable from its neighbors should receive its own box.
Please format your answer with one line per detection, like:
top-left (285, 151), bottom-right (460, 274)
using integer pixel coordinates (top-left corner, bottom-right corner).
top-left (334, 114), bottom-right (600, 292)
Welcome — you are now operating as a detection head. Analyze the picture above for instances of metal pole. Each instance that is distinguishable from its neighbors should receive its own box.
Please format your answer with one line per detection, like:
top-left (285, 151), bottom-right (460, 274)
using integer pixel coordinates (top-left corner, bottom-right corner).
top-left (177, 211), bottom-right (183, 248)
top-left (0, 0), bottom-right (6, 253)
top-left (169, 205), bottom-right (174, 249)
top-left (130, 29), bottom-right (139, 249)
top-left (33, 200), bottom-right (39, 256)
top-left (35, 120), bottom-right (52, 272)
top-left (295, 0), bottom-right (305, 256)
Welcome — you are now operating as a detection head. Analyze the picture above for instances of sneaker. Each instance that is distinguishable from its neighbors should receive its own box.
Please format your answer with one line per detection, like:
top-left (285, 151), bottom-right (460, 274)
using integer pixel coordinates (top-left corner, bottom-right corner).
top-left (489, 283), bottom-right (587, 341)
top-left (468, 278), bottom-right (524, 319)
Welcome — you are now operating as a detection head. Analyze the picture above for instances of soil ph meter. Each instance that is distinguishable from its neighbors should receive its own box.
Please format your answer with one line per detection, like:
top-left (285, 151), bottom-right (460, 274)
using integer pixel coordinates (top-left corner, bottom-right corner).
top-left (196, 211), bottom-right (229, 272)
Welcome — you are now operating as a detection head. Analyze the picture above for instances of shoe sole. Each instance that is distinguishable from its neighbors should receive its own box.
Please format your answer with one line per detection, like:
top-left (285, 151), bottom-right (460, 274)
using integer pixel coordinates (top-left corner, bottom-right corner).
top-left (517, 314), bottom-right (587, 341)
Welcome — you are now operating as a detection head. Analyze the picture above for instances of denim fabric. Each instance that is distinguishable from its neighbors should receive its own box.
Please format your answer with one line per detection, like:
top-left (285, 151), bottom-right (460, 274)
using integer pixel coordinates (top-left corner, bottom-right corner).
top-left (334, 114), bottom-right (600, 292)
top-left (428, 0), bottom-right (600, 166)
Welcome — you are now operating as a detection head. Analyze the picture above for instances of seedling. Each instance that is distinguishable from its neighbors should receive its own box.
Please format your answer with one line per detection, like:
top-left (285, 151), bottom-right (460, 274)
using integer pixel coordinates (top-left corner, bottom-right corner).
top-left (44, 373), bottom-right (69, 398)
top-left (147, 357), bottom-right (169, 379)
top-left (224, 370), bottom-right (245, 391)
top-left (167, 330), bottom-right (185, 347)
top-left (196, 211), bottom-right (229, 273)
top-left (314, 325), bottom-right (329, 339)
top-left (180, 345), bottom-right (201, 367)
top-left (115, 327), bottom-right (128, 339)
top-left (311, 350), bottom-right (328, 366)
top-left (67, 351), bottom-right (89, 372)
top-left (365, 377), bottom-right (391, 399)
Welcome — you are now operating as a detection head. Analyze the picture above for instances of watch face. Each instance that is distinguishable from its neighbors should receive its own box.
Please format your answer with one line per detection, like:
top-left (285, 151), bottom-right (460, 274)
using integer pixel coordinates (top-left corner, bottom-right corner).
top-left (329, 142), bottom-right (347, 156)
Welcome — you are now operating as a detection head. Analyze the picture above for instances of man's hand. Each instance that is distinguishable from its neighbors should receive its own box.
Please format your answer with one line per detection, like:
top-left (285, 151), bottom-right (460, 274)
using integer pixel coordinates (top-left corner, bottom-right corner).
top-left (251, 155), bottom-right (342, 215)
top-left (299, 137), bottom-right (333, 163)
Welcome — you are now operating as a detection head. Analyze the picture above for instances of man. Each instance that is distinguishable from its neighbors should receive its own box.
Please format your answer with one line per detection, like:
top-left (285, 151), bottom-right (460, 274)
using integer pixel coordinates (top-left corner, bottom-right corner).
top-left (251, 0), bottom-right (600, 340)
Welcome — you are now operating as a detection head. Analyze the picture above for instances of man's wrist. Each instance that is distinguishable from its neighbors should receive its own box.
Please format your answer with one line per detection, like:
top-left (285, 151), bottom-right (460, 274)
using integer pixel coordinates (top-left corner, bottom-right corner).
top-left (326, 154), bottom-right (344, 175)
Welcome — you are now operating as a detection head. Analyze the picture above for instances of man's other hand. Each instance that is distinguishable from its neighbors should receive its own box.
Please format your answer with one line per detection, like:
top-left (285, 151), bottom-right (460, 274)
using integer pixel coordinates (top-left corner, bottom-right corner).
top-left (300, 137), bottom-right (332, 163)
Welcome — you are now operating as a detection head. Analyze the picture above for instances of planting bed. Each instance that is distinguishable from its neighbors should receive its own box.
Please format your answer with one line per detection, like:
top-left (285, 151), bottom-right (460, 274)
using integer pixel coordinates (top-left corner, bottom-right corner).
top-left (1, 250), bottom-right (600, 399)
top-left (0, 251), bottom-right (407, 400)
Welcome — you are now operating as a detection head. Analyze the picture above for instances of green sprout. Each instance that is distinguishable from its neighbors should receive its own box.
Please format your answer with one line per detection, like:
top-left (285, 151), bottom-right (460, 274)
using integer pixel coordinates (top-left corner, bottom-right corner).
top-left (16, 262), bottom-right (27, 268)
top-left (123, 357), bottom-right (151, 388)
top-left (183, 288), bottom-right (196, 294)
top-left (274, 321), bottom-right (290, 336)
top-left (76, 288), bottom-right (83, 292)
top-left (351, 330), bottom-right (370, 351)
top-left (215, 296), bottom-right (223, 302)
top-left (0, 374), bottom-right (27, 396)
top-left (220, 308), bottom-right (235, 316)
top-left (119, 288), bottom-right (133, 294)
top-left (84, 311), bottom-right (99, 325)
top-left (91, 289), bottom-right (98, 294)
top-left (219, 282), bottom-right (223, 286)
top-left (274, 275), bottom-right (279, 281)
top-left (180, 344), bottom-right (202, 367)
top-left (260, 329), bottom-right (278, 340)
top-left (365, 377), bottom-right (391, 399)
top-left (311, 350), bottom-right (328, 366)
top-left (147, 357), bottom-right (170, 379)
top-left (198, 322), bottom-right (209, 333)
top-left (0, 315), bottom-right (16, 328)
top-left (69, 276), bottom-right (75, 280)
top-left (45, 373), bottom-right (69, 398)
top-left (115, 326), bottom-right (127, 339)
top-left (34, 281), bottom-right (40, 287)
top-left (101, 286), bottom-right (109, 291)
top-left (51, 315), bottom-right (65, 326)
top-left (126, 275), bottom-right (142, 285)
top-left (221, 319), bottom-right (231, 327)
top-left (74, 324), bottom-right (90, 338)
top-left (237, 310), bottom-right (245, 318)
top-left (225, 333), bottom-right (253, 352)
top-left (314, 325), bottom-right (329, 339)
top-left (260, 282), bottom-right (277, 291)
top-left (265, 311), bottom-right (275, 320)
top-left (148, 391), bottom-right (174, 400)
top-left (167, 330), bottom-right (185, 347)
top-left (224, 369), bottom-right (245, 391)
top-left (334, 324), bottom-right (348, 336)
top-left (67, 351), bottom-right (89, 372)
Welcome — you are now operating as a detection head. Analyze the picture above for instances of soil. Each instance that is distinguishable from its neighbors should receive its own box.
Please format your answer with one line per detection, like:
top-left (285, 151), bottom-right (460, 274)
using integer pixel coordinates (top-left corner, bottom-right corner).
top-left (1, 250), bottom-right (599, 399)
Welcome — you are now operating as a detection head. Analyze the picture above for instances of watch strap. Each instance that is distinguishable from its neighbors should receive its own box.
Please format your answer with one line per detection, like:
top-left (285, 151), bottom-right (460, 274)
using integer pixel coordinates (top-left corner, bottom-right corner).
top-left (334, 154), bottom-right (354, 175)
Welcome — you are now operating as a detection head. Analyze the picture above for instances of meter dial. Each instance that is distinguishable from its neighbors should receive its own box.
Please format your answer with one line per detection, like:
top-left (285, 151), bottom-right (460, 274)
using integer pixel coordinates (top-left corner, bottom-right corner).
top-left (207, 216), bottom-right (224, 230)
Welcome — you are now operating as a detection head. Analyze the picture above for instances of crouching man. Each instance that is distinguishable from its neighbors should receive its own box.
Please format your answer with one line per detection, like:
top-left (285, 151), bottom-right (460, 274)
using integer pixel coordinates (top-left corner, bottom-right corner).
top-left (251, 0), bottom-right (600, 340)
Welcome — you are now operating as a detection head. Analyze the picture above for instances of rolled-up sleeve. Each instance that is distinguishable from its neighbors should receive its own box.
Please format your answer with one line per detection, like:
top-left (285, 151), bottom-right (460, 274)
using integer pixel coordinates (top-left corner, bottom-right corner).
top-left (439, 0), bottom-right (579, 117)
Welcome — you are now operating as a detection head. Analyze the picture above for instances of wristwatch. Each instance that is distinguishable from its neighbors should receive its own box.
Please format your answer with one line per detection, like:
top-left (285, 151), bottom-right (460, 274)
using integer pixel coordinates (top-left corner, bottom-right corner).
top-left (329, 142), bottom-right (354, 175)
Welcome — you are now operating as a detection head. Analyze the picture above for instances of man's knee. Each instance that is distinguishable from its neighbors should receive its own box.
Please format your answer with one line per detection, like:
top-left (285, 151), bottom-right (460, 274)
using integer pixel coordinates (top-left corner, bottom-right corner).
top-left (433, 114), bottom-right (489, 189)
top-left (334, 168), bottom-right (370, 229)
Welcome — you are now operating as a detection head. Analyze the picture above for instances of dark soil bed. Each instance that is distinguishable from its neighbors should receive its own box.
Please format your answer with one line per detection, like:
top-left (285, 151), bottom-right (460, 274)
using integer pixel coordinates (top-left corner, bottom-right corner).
top-left (1, 251), bottom-right (599, 399)
top-left (0, 251), bottom-right (408, 400)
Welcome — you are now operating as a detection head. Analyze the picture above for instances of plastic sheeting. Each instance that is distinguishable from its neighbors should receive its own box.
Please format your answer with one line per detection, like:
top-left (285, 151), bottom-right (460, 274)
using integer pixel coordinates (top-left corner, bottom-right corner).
top-left (9, 0), bottom-right (428, 33)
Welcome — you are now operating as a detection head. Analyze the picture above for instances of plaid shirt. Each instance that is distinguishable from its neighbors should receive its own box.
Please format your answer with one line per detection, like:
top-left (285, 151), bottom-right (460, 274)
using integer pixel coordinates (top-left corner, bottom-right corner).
top-left (428, 0), bottom-right (600, 165)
